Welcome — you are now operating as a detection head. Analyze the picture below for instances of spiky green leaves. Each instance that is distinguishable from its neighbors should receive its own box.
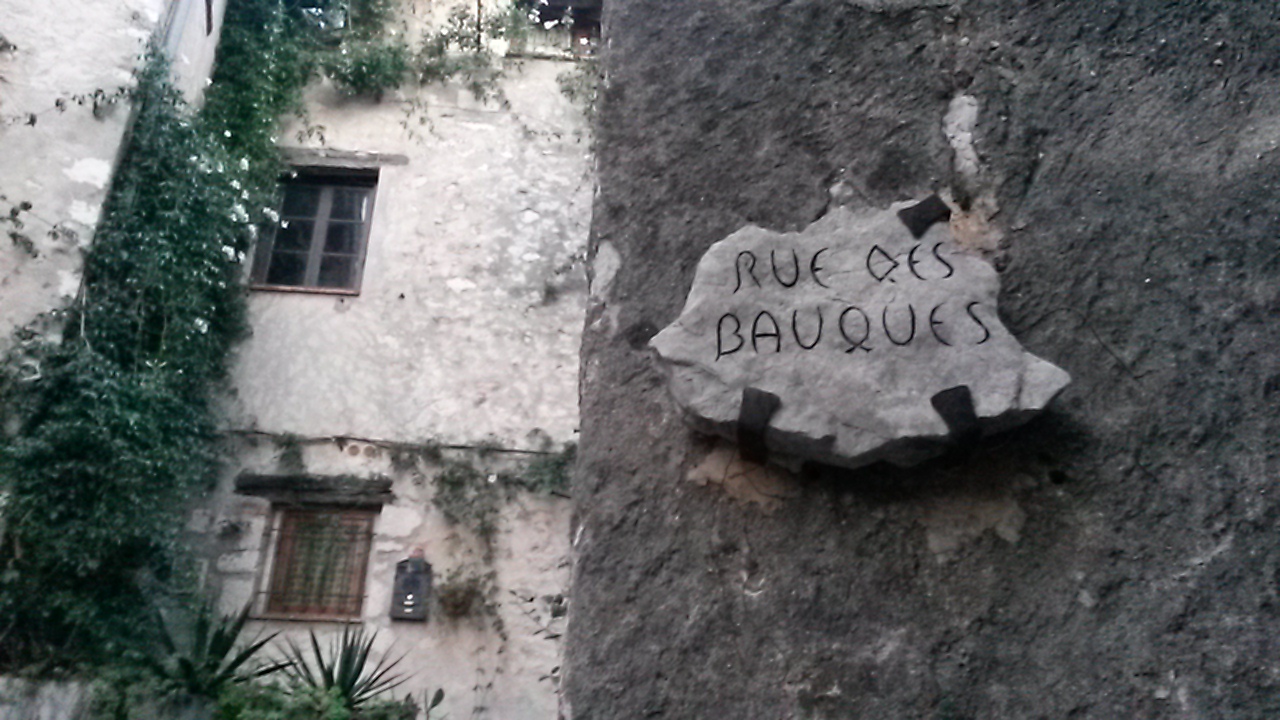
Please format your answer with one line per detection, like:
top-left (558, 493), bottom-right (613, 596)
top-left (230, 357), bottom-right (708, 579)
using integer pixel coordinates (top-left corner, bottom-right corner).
top-left (281, 626), bottom-right (409, 710)
top-left (141, 604), bottom-right (288, 698)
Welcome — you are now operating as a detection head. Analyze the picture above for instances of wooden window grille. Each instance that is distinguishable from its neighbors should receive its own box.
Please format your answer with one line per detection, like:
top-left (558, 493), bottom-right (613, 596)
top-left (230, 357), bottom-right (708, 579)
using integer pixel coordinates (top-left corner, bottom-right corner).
top-left (264, 508), bottom-right (376, 619)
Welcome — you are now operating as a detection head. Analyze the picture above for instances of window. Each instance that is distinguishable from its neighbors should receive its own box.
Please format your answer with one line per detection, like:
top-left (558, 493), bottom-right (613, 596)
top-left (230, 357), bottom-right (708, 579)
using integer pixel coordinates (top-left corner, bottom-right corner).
top-left (263, 507), bottom-right (376, 619)
top-left (251, 168), bottom-right (378, 294)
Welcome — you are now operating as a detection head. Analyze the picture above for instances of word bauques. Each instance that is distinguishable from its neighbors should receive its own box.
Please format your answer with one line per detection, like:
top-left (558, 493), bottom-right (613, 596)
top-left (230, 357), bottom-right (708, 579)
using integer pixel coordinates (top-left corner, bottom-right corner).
top-left (713, 241), bottom-right (992, 360)
top-left (715, 301), bottom-right (991, 359)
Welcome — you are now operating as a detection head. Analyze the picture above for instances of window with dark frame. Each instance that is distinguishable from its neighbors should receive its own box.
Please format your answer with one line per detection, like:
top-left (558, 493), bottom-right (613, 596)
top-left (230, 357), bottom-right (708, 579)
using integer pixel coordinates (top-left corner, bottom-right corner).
top-left (263, 507), bottom-right (376, 619)
top-left (251, 168), bottom-right (378, 293)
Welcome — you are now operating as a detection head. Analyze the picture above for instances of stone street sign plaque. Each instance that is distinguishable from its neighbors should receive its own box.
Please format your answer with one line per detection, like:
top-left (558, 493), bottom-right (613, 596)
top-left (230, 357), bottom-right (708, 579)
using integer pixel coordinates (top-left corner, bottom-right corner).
top-left (650, 200), bottom-right (1071, 469)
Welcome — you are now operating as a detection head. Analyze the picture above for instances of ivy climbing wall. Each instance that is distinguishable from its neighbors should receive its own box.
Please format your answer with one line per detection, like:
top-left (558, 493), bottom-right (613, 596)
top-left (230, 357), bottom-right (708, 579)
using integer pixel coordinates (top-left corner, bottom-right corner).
top-left (0, 0), bottom-right (225, 353)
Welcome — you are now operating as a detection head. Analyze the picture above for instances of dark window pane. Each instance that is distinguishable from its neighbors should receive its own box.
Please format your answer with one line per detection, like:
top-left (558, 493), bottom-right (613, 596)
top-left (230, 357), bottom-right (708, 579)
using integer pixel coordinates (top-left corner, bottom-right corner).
top-left (266, 251), bottom-right (308, 286)
top-left (256, 174), bottom-right (376, 293)
top-left (317, 255), bottom-right (355, 288)
top-left (330, 187), bottom-right (370, 221)
top-left (275, 220), bottom-right (314, 251)
top-left (281, 185), bottom-right (321, 218)
top-left (324, 222), bottom-right (361, 253)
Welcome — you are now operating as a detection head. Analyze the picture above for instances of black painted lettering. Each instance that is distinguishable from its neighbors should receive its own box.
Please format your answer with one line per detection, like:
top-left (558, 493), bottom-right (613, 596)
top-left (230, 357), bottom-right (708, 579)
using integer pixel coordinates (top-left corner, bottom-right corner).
top-left (839, 306), bottom-right (873, 353)
top-left (882, 304), bottom-right (917, 346)
top-left (752, 311), bottom-right (781, 353)
top-left (907, 244), bottom-right (927, 280)
top-left (771, 249), bottom-right (800, 288)
top-left (734, 251), bottom-right (760, 293)
top-left (966, 301), bottom-right (991, 344)
top-left (716, 313), bottom-right (744, 360)
top-left (929, 303), bottom-right (951, 346)
top-left (866, 244), bottom-right (900, 283)
top-left (932, 242), bottom-right (954, 279)
top-left (810, 247), bottom-right (831, 288)
top-left (791, 308), bottom-right (824, 350)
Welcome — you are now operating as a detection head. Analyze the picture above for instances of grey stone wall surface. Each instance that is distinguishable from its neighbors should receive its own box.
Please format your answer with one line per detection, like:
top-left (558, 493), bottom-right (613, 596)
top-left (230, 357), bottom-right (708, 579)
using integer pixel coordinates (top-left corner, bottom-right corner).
top-left (0, 679), bottom-right (90, 720)
top-left (567, 1), bottom-right (1280, 718)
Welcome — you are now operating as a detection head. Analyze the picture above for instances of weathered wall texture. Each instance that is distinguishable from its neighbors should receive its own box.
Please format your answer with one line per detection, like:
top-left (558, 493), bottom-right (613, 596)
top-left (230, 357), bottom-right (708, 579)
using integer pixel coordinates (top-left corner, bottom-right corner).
top-left (0, 679), bottom-right (90, 720)
top-left (203, 45), bottom-right (591, 720)
top-left (568, 1), bottom-right (1280, 718)
top-left (196, 439), bottom-right (570, 720)
top-left (0, 0), bottom-right (225, 351)
top-left (162, 0), bottom-right (229, 102)
top-left (0, 678), bottom-right (207, 720)
top-left (224, 59), bottom-right (591, 448)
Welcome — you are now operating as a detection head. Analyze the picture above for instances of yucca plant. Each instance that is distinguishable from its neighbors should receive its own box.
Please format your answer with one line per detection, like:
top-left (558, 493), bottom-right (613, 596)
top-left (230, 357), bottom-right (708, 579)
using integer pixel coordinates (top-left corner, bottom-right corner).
top-left (280, 625), bottom-right (408, 710)
top-left (140, 603), bottom-right (288, 698)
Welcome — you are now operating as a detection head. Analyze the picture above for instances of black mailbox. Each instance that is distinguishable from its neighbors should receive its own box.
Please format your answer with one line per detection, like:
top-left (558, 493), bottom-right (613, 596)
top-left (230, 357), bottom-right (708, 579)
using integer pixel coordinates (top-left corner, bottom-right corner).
top-left (390, 556), bottom-right (431, 621)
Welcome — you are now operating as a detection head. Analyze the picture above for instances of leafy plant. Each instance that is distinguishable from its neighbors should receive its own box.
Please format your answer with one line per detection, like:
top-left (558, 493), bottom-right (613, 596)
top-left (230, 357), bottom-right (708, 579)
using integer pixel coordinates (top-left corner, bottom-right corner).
top-left (291, 0), bottom-right (400, 41)
top-left (415, 5), bottom-right (511, 105)
top-left (274, 433), bottom-right (307, 473)
top-left (519, 442), bottom-right (576, 496)
top-left (434, 565), bottom-right (495, 620)
top-left (0, 47), bottom-right (261, 671)
top-left (556, 59), bottom-right (601, 123)
top-left (218, 684), bottom-right (348, 720)
top-left (323, 38), bottom-right (412, 97)
top-left (280, 626), bottom-right (409, 710)
top-left (1, 195), bottom-right (36, 256)
top-left (432, 459), bottom-right (502, 544)
top-left (431, 445), bottom-right (574, 550)
top-left (140, 603), bottom-right (289, 698)
top-left (216, 682), bottom-right (430, 720)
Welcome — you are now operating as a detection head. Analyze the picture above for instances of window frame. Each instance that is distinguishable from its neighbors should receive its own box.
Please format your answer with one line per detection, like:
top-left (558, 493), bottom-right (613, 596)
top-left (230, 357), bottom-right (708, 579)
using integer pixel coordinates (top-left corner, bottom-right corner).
top-left (256, 505), bottom-right (378, 622)
top-left (250, 168), bottom-right (379, 296)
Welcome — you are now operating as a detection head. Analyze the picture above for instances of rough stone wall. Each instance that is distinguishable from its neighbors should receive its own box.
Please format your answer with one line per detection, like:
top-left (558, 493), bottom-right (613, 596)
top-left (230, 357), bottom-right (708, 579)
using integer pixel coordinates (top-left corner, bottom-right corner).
top-left (0, 678), bottom-right (207, 720)
top-left (568, 2), bottom-right (1280, 718)
top-left (226, 59), bottom-right (591, 449)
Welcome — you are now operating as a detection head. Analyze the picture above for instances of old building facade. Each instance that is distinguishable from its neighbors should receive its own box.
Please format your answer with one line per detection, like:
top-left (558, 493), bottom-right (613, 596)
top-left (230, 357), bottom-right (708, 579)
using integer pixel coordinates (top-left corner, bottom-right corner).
top-left (1, 1), bottom-right (595, 718)
top-left (193, 34), bottom-right (593, 720)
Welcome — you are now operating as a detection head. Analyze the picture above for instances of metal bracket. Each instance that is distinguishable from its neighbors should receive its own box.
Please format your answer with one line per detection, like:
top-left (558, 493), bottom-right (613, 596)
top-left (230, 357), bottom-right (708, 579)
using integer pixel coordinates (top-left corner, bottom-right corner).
top-left (930, 385), bottom-right (981, 447)
top-left (737, 387), bottom-right (781, 464)
top-left (897, 194), bottom-right (952, 239)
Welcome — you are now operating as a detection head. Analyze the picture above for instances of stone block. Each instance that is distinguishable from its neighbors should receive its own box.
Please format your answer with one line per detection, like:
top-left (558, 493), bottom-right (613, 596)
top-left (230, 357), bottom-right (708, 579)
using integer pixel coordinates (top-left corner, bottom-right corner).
top-left (650, 201), bottom-right (1070, 469)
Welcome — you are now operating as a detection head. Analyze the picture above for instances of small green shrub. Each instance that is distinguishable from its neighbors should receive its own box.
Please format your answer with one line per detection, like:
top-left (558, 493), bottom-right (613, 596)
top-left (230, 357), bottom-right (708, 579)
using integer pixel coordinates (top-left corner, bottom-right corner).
top-left (415, 5), bottom-right (509, 104)
top-left (274, 434), bottom-right (307, 474)
top-left (431, 445), bottom-right (574, 547)
top-left (87, 666), bottom-right (167, 720)
top-left (434, 565), bottom-right (496, 620)
top-left (218, 684), bottom-right (345, 720)
top-left (432, 460), bottom-right (501, 543)
top-left (217, 683), bottom-right (426, 720)
top-left (557, 59), bottom-right (601, 122)
top-left (520, 442), bottom-right (576, 496)
top-left (324, 39), bottom-right (412, 97)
